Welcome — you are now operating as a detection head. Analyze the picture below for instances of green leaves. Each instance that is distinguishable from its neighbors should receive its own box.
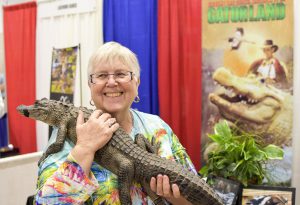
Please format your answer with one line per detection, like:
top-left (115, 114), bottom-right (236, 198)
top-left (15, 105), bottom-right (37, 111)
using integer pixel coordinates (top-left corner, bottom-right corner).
top-left (263, 144), bottom-right (284, 159)
top-left (200, 120), bottom-right (284, 186)
top-left (212, 120), bottom-right (232, 143)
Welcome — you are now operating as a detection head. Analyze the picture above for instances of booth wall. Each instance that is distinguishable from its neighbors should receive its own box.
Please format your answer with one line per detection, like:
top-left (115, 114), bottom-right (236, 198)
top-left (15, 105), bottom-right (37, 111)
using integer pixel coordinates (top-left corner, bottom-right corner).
top-left (35, 0), bottom-right (103, 150)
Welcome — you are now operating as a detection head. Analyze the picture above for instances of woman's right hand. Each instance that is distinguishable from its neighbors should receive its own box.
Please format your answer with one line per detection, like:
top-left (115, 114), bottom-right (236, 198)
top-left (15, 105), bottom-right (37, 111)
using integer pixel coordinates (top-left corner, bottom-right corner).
top-left (70, 110), bottom-right (119, 175)
top-left (75, 110), bottom-right (119, 154)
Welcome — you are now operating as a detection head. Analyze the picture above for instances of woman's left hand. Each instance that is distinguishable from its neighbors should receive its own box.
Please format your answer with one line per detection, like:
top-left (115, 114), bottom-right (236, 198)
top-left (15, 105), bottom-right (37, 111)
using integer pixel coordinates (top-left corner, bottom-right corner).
top-left (150, 174), bottom-right (192, 205)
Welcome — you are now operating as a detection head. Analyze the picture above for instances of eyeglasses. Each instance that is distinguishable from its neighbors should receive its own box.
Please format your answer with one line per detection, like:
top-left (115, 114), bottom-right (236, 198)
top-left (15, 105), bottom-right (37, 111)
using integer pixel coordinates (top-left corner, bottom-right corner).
top-left (90, 71), bottom-right (134, 85)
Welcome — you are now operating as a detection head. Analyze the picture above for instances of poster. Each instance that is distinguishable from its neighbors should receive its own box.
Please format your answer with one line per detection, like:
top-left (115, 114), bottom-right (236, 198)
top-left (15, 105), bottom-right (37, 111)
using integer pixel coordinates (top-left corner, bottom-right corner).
top-left (201, 0), bottom-right (293, 185)
top-left (50, 46), bottom-right (79, 103)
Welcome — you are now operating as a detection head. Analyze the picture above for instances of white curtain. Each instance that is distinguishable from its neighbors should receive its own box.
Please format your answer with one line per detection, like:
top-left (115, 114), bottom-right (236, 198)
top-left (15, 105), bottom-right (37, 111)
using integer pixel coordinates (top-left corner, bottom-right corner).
top-left (36, 0), bottom-right (103, 150)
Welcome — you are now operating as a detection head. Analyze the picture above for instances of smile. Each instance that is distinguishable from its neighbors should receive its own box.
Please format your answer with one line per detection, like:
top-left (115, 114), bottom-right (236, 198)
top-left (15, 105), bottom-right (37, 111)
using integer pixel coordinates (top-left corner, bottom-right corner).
top-left (104, 92), bottom-right (123, 97)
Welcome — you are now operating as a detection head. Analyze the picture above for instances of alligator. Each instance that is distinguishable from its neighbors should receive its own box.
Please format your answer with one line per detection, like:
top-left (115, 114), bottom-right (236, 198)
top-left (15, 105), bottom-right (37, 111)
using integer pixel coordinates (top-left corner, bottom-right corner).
top-left (209, 67), bottom-right (293, 146)
top-left (17, 98), bottom-right (224, 205)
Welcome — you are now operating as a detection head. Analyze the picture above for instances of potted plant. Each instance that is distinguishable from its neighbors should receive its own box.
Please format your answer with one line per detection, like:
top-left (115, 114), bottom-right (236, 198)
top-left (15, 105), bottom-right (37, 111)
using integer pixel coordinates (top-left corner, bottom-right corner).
top-left (200, 120), bottom-right (284, 186)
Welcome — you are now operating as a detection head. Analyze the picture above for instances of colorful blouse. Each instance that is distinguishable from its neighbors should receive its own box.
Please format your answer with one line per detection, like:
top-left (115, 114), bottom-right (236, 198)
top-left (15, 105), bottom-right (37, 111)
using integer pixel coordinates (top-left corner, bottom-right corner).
top-left (35, 109), bottom-right (197, 205)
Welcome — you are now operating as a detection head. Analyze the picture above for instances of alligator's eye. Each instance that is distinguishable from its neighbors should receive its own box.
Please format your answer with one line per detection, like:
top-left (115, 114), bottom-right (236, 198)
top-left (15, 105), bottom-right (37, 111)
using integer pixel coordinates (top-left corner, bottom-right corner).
top-left (260, 78), bottom-right (265, 84)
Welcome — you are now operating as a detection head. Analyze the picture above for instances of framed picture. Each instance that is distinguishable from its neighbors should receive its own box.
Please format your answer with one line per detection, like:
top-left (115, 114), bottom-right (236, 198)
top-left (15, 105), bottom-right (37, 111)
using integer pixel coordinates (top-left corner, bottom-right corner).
top-left (207, 175), bottom-right (243, 205)
top-left (241, 185), bottom-right (296, 205)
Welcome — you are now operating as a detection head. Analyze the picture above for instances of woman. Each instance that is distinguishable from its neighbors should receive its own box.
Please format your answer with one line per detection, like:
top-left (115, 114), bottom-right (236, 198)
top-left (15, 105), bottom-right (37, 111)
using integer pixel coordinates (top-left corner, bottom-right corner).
top-left (0, 92), bottom-right (4, 118)
top-left (36, 42), bottom-right (196, 205)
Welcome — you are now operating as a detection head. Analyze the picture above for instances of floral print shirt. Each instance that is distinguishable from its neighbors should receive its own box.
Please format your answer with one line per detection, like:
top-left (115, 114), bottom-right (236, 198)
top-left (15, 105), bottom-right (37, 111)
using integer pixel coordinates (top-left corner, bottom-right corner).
top-left (35, 109), bottom-right (197, 205)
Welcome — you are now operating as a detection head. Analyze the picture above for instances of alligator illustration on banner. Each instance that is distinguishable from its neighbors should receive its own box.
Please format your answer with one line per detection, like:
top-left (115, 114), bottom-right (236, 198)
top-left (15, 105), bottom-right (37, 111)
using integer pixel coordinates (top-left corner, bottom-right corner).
top-left (209, 67), bottom-right (293, 147)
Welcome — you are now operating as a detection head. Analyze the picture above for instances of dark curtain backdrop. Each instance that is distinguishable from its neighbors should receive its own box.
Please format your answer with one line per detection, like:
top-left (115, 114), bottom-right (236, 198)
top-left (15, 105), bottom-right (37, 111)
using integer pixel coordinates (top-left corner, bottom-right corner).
top-left (3, 2), bottom-right (37, 154)
top-left (103, 0), bottom-right (159, 114)
top-left (158, 0), bottom-right (202, 169)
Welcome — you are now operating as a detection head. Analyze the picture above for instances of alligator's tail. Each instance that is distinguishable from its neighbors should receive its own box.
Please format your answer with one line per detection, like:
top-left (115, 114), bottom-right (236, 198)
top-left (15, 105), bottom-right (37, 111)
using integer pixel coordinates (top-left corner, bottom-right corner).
top-left (138, 153), bottom-right (224, 205)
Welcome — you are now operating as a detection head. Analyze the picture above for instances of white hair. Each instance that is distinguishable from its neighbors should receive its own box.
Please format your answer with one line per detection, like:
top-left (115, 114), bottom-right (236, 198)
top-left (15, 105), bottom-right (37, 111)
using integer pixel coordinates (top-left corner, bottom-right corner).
top-left (87, 42), bottom-right (140, 79)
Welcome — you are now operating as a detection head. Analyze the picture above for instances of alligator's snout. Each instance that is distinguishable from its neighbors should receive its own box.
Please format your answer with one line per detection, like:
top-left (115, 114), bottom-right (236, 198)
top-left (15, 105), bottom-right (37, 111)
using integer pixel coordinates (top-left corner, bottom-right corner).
top-left (16, 105), bottom-right (30, 117)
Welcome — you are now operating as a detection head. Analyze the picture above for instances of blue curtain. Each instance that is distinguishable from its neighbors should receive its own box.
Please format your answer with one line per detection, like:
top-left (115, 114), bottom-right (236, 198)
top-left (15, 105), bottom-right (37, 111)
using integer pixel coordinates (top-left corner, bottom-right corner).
top-left (103, 0), bottom-right (159, 114)
top-left (0, 114), bottom-right (8, 148)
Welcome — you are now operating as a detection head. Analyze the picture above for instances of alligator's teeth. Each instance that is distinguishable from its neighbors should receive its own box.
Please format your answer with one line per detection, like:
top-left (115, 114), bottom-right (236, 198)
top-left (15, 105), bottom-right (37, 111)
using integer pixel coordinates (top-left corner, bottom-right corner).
top-left (225, 89), bottom-right (236, 98)
top-left (225, 89), bottom-right (229, 96)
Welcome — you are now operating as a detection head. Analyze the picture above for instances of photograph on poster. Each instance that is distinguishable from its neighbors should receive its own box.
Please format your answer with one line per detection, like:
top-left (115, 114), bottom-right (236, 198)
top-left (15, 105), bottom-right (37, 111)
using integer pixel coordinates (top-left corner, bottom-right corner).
top-left (241, 185), bottom-right (295, 205)
top-left (207, 175), bottom-right (242, 205)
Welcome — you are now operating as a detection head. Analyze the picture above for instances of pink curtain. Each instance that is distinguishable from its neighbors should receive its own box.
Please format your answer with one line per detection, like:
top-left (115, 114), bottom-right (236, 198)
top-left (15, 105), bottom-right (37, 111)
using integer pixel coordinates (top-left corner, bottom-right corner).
top-left (3, 2), bottom-right (37, 154)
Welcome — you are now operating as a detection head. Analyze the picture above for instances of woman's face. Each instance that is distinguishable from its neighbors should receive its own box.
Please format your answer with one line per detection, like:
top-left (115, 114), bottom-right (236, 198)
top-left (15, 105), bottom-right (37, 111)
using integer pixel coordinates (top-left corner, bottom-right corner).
top-left (89, 61), bottom-right (139, 115)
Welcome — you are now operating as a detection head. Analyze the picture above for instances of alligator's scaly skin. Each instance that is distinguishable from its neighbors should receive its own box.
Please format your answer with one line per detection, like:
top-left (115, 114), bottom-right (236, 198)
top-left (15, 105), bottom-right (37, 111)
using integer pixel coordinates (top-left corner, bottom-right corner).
top-left (17, 98), bottom-right (224, 205)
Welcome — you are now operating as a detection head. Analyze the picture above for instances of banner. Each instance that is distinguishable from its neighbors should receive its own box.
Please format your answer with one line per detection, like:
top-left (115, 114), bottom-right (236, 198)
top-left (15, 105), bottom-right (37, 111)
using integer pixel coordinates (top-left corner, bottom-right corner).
top-left (38, 0), bottom-right (96, 18)
top-left (201, 0), bottom-right (293, 185)
top-left (50, 46), bottom-right (79, 103)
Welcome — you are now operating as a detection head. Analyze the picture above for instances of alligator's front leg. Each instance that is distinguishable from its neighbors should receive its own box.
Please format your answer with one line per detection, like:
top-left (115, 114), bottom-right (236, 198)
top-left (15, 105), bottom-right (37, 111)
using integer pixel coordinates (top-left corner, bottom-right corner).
top-left (117, 157), bottom-right (135, 205)
top-left (38, 123), bottom-right (68, 166)
top-left (134, 134), bottom-right (165, 205)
